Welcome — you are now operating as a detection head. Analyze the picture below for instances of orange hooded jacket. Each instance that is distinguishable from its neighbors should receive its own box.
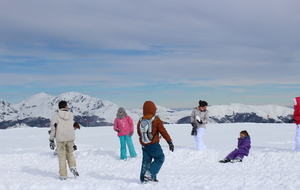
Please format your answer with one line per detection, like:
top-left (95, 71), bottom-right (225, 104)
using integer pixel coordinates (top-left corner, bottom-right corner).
top-left (137, 101), bottom-right (172, 146)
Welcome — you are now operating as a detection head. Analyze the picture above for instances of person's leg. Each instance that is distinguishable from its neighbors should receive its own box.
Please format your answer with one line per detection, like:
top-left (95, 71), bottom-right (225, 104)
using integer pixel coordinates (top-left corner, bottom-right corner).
top-left (57, 142), bottom-right (67, 177)
top-left (140, 147), bottom-right (152, 182)
top-left (233, 153), bottom-right (245, 160)
top-left (125, 135), bottom-right (137, 157)
top-left (66, 141), bottom-right (79, 176)
top-left (119, 136), bottom-right (127, 160)
top-left (225, 149), bottom-right (239, 160)
top-left (194, 128), bottom-right (206, 150)
top-left (147, 143), bottom-right (165, 180)
top-left (295, 125), bottom-right (300, 151)
top-left (66, 141), bottom-right (76, 168)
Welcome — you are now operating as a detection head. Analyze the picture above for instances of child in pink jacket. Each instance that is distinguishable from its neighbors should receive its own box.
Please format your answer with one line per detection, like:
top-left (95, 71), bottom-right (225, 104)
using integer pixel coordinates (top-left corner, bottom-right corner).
top-left (114, 107), bottom-right (137, 160)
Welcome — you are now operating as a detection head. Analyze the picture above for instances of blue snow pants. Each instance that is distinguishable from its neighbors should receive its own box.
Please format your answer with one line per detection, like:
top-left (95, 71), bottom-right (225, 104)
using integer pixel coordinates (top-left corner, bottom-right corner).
top-left (119, 135), bottom-right (137, 160)
top-left (140, 142), bottom-right (165, 182)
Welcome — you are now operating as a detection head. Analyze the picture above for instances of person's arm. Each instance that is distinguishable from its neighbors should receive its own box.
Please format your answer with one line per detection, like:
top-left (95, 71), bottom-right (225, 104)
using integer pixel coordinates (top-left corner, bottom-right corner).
top-left (113, 119), bottom-right (120, 132)
top-left (191, 109), bottom-right (196, 124)
top-left (201, 111), bottom-right (209, 124)
top-left (294, 109), bottom-right (300, 123)
top-left (49, 115), bottom-right (57, 141)
top-left (127, 116), bottom-right (134, 136)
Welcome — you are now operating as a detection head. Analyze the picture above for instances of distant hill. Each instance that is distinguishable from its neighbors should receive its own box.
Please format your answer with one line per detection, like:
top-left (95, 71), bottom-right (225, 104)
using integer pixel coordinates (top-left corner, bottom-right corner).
top-left (0, 92), bottom-right (294, 129)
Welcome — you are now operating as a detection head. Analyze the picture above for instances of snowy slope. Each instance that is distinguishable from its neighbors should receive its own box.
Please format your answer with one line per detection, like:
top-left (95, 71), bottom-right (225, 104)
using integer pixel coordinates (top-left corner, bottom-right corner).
top-left (0, 123), bottom-right (299, 190)
top-left (209, 104), bottom-right (292, 119)
top-left (0, 100), bottom-right (18, 121)
top-left (14, 92), bottom-right (120, 123)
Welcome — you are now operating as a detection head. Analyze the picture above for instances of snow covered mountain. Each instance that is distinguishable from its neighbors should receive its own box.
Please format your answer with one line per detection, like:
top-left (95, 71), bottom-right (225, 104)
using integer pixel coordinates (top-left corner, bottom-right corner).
top-left (0, 92), bottom-right (294, 129)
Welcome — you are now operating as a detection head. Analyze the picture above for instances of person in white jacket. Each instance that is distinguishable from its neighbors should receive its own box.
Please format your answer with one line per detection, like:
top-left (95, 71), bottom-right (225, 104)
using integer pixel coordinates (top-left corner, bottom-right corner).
top-left (190, 100), bottom-right (209, 150)
top-left (49, 101), bottom-right (79, 180)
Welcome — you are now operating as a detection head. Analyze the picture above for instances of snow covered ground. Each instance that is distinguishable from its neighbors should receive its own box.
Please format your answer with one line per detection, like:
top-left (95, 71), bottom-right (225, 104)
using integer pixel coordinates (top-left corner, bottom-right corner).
top-left (0, 123), bottom-right (299, 190)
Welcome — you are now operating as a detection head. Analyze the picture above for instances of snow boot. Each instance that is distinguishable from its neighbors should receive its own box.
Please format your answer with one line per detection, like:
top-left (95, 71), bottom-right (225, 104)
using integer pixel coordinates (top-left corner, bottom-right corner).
top-left (219, 159), bottom-right (231, 163)
top-left (59, 176), bottom-right (67, 180)
top-left (70, 167), bottom-right (79, 177)
top-left (231, 158), bottom-right (242, 163)
top-left (144, 176), bottom-right (159, 182)
top-left (143, 171), bottom-right (159, 183)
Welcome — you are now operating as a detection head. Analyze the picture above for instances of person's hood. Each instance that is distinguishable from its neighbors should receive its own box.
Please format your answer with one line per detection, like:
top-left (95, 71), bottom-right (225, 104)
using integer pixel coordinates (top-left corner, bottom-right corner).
top-left (57, 109), bottom-right (72, 120)
top-left (143, 101), bottom-right (156, 116)
top-left (294, 97), bottom-right (300, 106)
top-left (116, 107), bottom-right (127, 119)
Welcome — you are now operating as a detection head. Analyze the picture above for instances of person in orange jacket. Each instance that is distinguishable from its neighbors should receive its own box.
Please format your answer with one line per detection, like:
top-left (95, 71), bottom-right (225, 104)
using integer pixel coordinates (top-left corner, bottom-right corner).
top-left (137, 101), bottom-right (174, 183)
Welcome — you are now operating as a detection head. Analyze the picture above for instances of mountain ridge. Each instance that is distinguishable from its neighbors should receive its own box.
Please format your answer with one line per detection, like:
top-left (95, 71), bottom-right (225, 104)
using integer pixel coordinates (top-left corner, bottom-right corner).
top-left (0, 92), bottom-right (294, 129)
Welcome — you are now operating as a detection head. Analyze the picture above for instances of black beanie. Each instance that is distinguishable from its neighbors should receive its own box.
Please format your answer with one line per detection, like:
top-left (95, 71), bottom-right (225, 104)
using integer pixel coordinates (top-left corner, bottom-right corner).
top-left (199, 100), bottom-right (208, 107)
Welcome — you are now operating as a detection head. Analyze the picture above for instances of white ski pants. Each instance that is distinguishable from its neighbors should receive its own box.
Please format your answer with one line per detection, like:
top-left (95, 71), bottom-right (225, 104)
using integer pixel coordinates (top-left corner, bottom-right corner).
top-left (295, 125), bottom-right (300, 151)
top-left (194, 128), bottom-right (206, 150)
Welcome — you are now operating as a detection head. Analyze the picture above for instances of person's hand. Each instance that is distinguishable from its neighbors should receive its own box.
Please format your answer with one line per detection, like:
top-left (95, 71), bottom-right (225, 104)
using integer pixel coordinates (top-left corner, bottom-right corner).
top-left (191, 127), bottom-right (197, 136)
top-left (196, 120), bottom-right (203, 124)
top-left (167, 141), bottom-right (174, 152)
top-left (73, 144), bottom-right (77, 151)
top-left (116, 129), bottom-right (120, 132)
top-left (50, 140), bottom-right (55, 150)
top-left (129, 131), bottom-right (133, 136)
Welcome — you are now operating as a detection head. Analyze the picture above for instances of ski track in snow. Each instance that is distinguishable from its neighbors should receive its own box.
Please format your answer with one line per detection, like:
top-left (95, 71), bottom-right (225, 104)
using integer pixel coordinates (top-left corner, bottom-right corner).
top-left (0, 123), bottom-right (300, 190)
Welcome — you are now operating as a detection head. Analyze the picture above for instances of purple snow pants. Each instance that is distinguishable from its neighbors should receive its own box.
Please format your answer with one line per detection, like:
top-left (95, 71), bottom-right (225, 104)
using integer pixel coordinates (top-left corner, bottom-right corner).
top-left (225, 149), bottom-right (247, 160)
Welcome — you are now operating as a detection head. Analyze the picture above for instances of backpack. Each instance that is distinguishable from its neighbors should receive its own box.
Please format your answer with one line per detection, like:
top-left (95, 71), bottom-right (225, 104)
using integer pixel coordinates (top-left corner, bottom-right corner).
top-left (139, 116), bottom-right (156, 144)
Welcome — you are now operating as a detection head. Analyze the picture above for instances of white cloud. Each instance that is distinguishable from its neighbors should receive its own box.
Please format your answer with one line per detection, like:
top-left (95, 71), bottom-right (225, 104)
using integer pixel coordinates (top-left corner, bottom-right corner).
top-left (1, 0), bottom-right (300, 107)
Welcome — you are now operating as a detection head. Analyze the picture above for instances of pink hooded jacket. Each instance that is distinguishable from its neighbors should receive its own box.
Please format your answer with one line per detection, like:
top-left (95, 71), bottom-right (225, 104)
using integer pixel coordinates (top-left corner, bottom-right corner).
top-left (114, 115), bottom-right (134, 136)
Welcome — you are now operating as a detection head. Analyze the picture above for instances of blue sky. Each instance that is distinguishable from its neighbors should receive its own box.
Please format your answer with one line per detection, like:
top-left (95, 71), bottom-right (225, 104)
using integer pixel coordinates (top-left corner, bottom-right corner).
top-left (0, 0), bottom-right (299, 108)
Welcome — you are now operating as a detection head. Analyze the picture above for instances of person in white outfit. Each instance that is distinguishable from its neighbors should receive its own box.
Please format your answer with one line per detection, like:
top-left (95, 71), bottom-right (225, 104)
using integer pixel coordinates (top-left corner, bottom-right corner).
top-left (191, 100), bottom-right (209, 150)
top-left (49, 101), bottom-right (79, 180)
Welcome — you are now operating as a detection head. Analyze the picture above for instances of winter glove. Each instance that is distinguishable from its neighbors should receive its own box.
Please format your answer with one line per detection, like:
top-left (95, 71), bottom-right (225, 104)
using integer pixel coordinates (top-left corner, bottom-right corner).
top-left (48, 130), bottom-right (51, 135)
top-left (129, 131), bottom-right (133, 136)
top-left (289, 117), bottom-right (295, 123)
top-left (73, 144), bottom-right (77, 151)
top-left (49, 140), bottom-right (55, 150)
top-left (115, 129), bottom-right (120, 132)
top-left (167, 141), bottom-right (174, 152)
top-left (191, 123), bottom-right (197, 136)
top-left (196, 120), bottom-right (203, 124)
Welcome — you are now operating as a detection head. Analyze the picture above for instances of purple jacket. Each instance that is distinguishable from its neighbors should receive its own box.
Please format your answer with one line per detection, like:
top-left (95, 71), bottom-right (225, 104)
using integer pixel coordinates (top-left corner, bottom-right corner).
top-left (237, 136), bottom-right (251, 156)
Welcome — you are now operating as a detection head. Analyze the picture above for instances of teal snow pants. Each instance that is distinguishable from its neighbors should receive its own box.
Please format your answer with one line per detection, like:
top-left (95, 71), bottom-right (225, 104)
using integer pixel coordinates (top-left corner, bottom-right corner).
top-left (119, 135), bottom-right (137, 160)
top-left (140, 142), bottom-right (165, 182)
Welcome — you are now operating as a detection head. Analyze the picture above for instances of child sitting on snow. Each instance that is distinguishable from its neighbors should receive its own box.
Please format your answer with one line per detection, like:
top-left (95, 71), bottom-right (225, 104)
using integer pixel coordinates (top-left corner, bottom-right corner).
top-left (219, 130), bottom-right (251, 163)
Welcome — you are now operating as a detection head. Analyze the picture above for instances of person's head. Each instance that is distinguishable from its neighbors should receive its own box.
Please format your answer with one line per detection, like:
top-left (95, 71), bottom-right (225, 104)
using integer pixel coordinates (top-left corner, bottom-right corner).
top-left (240, 130), bottom-right (249, 138)
top-left (198, 100), bottom-right (208, 111)
top-left (58, 101), bottom-right (68, 109)
top-left (73, 122), bottom-right (80, 130)
top-left (143, 101), bottom-right (157, 116)
top-left (117, 107), bottom-right (127, 119)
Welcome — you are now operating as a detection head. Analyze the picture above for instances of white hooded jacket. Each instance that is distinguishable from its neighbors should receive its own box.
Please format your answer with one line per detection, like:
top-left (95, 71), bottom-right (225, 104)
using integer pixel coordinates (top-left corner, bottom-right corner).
top-left (49, 109), bottom-right (75, 142)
